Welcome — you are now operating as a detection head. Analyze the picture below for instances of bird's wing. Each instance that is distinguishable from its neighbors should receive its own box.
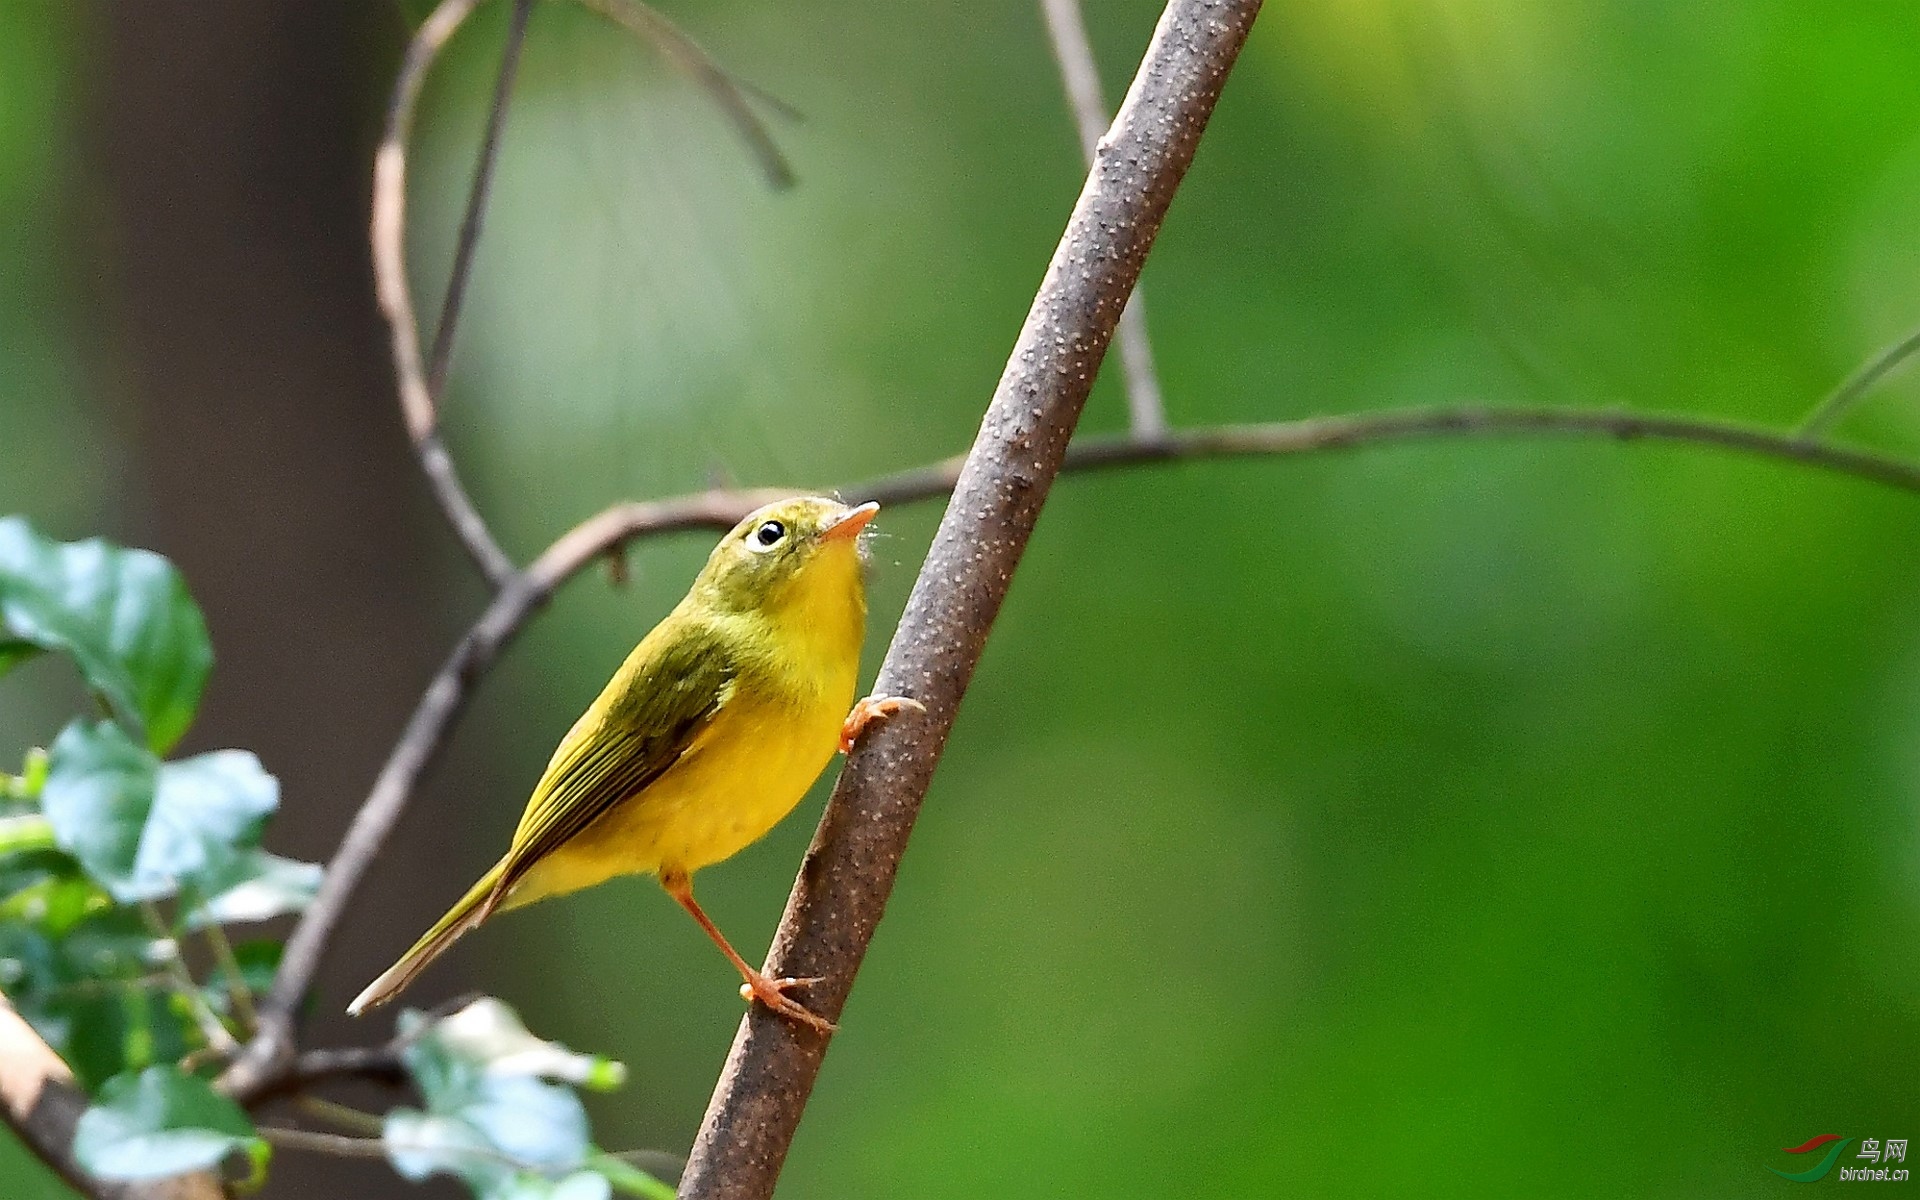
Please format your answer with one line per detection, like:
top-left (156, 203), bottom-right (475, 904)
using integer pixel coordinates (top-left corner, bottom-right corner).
top-left (491, 631), bottom-right (736, 900)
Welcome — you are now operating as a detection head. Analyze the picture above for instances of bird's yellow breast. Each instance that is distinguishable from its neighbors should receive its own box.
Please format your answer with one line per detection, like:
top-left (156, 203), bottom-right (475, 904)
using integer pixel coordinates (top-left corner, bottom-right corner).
top-left (507, 541), bottom-right (865, 904)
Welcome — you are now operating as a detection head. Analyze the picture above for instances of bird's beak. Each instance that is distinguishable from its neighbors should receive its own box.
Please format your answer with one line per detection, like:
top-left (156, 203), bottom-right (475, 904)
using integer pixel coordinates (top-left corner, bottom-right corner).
top-left (820, 501), bottom-right (879, 543)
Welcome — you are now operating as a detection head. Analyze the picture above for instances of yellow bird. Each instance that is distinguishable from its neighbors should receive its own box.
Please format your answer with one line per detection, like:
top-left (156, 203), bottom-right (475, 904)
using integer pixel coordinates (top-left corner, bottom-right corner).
top-left (348, 497), bottom-right (918, 1032)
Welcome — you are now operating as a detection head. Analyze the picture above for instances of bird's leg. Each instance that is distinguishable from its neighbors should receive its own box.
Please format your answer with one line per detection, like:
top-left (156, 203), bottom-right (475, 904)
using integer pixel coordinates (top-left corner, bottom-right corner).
top-left (839, 694), bottom-right (926, 754)
top-left (659, 870), bottom-right (835, 1034)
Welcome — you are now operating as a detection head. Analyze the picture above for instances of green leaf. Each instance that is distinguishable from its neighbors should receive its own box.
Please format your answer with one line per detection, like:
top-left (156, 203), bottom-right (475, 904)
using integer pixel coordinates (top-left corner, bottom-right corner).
top-left (461, 1076), bottom-right (589, 1173)
top-left (382, 1106), bottom-right (617, 1200)
top-left (384, 1109), bottom-right (512, 1191)
top-left (0, 518), bottom-right (212, 753)
top-left (73, 1065), bottom-right (267, 1182)
top-left (0, 639), bottom-right (41, 682)
top-left (0, 813), bottom-right (54, 857)
top-left (517, 1173), bottom-right (613, 1200)
top-left (429, 997), bottom-right (626, 1091)
top-left (42, 721), bottom-right (279, 903)
top-left (387, 998), bottom-right (634, 1196)
top-left (0, 880), bottom-right (201, 1089)
top-left (201, 939), bottom-right (281, 1020)
top-left (585, 1153), bottom-right (677, 1200)
top-left (183, 850), bottom-right (321, 929)
top-left (51, 985), bottom-right (201, 1093)
top-left (2, 746), bottom-right (50, 804)
top-left (0, 872), bottom-right (112, 935)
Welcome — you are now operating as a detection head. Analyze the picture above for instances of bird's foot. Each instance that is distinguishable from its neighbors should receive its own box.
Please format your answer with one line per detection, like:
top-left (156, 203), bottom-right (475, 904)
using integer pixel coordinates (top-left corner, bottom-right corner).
top-left (839, 694), bottom-right (926, 754)
top-left (738, 971), bottom-right (836, 1034)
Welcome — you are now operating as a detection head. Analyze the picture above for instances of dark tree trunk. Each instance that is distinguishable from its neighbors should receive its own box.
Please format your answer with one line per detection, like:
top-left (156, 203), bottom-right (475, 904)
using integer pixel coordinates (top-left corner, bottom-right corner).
top-left (87, 4), bottom-right (473, 1194)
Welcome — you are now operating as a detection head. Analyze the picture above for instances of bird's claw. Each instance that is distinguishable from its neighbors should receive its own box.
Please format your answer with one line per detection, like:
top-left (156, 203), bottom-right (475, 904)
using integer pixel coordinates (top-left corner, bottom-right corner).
top-left (839, 694), bottom-right (926, 754)
top-left (738, 972), bottom-right (836, 1034)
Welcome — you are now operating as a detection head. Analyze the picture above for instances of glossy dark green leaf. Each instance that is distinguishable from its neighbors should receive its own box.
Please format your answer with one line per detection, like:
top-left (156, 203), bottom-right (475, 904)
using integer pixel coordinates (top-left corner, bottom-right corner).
top-left (72, 1065), bottom-right (267, 1182)
top-left (42, 721), bottom-right (279, 902)
top-left (0, 638), bottom-right (40, 681)
top-left (0, 873), bottom-right (113, 937)
top-left (183, 849), bottom-right (321, 929)
top-left (0, 874), bottom-right (199, 1089)
top-left (50, 987), bottom-right (200, 1093)
top-left (0, 518), bottom-right (212, 753)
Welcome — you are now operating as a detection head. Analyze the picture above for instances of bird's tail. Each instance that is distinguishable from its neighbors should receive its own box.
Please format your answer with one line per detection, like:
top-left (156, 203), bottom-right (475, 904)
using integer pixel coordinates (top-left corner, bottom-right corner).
top-left (347, 862), bottom-right (507, 1016)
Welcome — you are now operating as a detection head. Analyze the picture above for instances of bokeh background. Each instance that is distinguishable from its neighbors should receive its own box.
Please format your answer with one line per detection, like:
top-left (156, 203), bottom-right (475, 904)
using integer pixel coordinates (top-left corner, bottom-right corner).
top-left (4, 0), bottom-right (1920, 1195)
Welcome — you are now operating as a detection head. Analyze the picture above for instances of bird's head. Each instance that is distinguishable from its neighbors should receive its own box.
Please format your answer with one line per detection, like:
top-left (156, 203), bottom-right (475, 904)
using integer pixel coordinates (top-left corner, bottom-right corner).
top-left (694, 496), bottom-right (878, 616)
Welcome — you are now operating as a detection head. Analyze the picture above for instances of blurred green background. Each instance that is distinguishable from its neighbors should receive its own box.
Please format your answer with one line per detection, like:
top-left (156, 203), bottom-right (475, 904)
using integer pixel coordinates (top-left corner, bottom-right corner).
top-left (4, 0), bottom-right (1919, 1195)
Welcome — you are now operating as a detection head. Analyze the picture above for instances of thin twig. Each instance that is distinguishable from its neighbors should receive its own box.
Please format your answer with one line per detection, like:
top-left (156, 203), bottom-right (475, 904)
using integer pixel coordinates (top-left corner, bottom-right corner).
top-left (260, 1122), bottom-right (677, 1199)
top-left (235, 1045), bottom-right (409, 1109)
top-left (138, 902), bottom-right (239, 1057)
top-left (222, 0), bottom-right (520, 1093)
top-left (373, 0), bottom-right (517, 584)
top-left (257, 1121), bottom-right (675, 1182)
top-left (533, 403), bottom-right (1920, 560)
top-left (425, 0), bottom-right (536, 403)
top-left (1798, 321), bottom-right (1920, 438)
top-left (680, 2), bottom-right (1262, 1194)
top-left (200, 921), bottom-right (259, 1034)
top-left (259, 1126), bottom-right (390, 1160)
top-left (1039, 0), bottom-right (1167, 438)
top-left (296, 1095), bottom-right (388, 1135)
top-left (233, 993), bottom-right (482, 1108)
top-left (577, 0), bottom-right (797, 189)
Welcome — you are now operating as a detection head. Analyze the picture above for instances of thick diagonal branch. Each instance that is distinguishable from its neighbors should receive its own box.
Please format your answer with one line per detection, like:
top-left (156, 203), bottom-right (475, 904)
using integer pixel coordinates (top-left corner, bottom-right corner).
top-left (677, 2), bottom-right (1264, 1195)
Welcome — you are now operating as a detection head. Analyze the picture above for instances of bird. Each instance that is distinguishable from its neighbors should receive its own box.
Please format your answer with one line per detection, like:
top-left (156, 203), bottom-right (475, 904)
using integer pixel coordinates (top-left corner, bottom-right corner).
top-left (347, 496), bottom-right (921, 1032)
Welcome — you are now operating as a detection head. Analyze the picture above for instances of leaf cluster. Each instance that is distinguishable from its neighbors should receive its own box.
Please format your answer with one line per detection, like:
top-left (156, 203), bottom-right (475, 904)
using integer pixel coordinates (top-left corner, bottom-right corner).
top-left (1, 520), bottom-right (669, 1197)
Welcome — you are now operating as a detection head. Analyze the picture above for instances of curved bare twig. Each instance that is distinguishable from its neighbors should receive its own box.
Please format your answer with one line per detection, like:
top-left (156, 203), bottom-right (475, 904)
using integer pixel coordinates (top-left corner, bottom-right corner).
top-left (373, 0), bottom-right (518, 585)
top-left (538, 404), bottom-right (1920, 557)
top-left (426, 0), bottom-right (536, 404)
top-left (1799, 321), bottom-right (1920, 438)
top-left (1040, 0), bottom-right (1166, 438)
top-left (578, 0), bottom-right (798, 189)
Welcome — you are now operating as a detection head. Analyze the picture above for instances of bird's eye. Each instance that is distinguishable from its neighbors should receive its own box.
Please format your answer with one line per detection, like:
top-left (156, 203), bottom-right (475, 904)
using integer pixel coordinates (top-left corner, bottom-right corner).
top-left (749, 520), bottom-right (786, 551)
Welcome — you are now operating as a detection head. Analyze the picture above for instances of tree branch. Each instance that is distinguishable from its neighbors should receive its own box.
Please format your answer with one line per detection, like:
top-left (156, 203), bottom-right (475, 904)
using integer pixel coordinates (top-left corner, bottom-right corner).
top-left (1040, 0), bottom-right (1167, 438)
top-left (373, 0), bottom-right (518, 585)
top-left (578, 0), bottom-right (798, 189)
top-left (678, 1), bottom-right (1263, 1194)
top-left (1798, 320), bottom-right (1920, 438)
top-left (425, 0), bottom-right (535, 404)
top-left (520, 402), bottom-right (1920, 557)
